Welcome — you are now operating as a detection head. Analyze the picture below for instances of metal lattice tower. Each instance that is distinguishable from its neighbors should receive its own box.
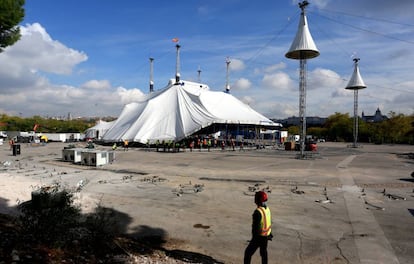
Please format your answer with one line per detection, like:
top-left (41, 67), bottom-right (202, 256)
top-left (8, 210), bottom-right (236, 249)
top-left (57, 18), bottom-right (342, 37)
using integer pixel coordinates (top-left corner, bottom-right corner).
top-left (285, 1), bottom-right (320, 158)
top-left (345, 58), bottom-right (367, 148)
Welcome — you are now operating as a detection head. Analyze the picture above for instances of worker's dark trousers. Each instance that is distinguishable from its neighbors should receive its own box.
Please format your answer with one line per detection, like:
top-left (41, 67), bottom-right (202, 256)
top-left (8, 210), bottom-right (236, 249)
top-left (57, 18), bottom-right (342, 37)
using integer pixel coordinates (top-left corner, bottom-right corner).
top-left (244, 235), bottom-right (268, 264)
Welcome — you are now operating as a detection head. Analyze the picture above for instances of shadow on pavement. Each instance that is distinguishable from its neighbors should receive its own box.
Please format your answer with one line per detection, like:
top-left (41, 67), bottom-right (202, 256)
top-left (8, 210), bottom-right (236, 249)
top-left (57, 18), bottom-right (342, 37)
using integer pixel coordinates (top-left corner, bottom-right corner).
top-left (128, 224), bottom-right (224, 263)
top-left (0, 193), bottom-right (224, 263)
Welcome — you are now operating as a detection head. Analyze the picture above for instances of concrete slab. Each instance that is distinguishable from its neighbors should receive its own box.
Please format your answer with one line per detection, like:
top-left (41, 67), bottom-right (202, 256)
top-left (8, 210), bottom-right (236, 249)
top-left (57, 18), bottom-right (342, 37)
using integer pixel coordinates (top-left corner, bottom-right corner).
top-left (0, 142), bottom-right (413, 263)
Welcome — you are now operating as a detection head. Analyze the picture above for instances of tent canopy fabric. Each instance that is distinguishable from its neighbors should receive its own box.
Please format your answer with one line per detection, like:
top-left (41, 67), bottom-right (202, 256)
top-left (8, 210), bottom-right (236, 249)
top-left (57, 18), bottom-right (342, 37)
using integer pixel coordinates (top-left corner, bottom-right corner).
top-left (102, 79), bottom-right (281, 143)
top-left (85, 120), bottom-right (115, 139)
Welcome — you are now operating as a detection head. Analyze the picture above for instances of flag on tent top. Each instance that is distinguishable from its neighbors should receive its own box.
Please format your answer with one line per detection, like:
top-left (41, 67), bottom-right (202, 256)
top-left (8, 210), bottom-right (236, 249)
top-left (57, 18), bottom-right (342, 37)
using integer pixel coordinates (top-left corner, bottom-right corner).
top-left (172, 37), bottom-right (179, 43)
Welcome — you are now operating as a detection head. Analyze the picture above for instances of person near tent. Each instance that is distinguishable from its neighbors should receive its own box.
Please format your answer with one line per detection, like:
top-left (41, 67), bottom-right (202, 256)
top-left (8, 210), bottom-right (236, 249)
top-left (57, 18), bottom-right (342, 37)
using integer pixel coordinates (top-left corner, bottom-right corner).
top-left (112, 142), bottom-right (117, 150)
top-left (189, 140), bottom-right (194, 152)
top-left (175, 141), bottom-right (180, 152)
top-left (244, 191), bottom-right (273, 264)
top-left (155, 139), bottom-right (160, 152)
top-left (9, 138), bottom-right (15, 150)
top-left (123, 139), bottom-right (129, 151)
top-left (207, 138), bottom-right (211, 152)
top-left (197, 137), bottom-right (201, 151)
top-left (146, 139), bottom-right (150, 151)
top-left (239, 140), bottom-right (244, 151)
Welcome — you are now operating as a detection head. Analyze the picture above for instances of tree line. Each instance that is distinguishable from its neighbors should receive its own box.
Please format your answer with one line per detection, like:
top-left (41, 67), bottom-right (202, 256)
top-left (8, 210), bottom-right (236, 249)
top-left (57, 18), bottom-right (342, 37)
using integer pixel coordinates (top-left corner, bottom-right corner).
top-left (287, 112), bottom-right (414, 144)
top-left (0, 114), bottom-right (95, 134)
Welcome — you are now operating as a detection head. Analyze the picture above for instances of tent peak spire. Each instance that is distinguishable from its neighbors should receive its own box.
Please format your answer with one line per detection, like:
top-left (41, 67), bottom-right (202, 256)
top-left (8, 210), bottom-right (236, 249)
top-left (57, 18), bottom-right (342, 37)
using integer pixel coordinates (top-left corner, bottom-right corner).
top-left (175, 44), bottom-right (181, 84)
top-left (225, 57), bottom-right (231, 93)
top-left (149, 57), bottom-right (154, 93)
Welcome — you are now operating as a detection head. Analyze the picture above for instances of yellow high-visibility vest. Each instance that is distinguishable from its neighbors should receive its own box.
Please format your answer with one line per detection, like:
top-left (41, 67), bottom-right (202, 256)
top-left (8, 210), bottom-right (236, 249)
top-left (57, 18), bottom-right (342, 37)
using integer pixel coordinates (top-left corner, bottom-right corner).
top-left (256, 206), bottom-right (272, 236)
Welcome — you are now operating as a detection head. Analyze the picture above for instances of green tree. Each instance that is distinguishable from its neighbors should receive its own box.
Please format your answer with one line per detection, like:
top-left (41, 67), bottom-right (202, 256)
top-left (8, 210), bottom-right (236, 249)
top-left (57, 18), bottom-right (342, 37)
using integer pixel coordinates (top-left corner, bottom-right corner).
top-left (380, 112), bottom-right (413, 144)
top-left (324, 112), bottom-right (353, 142)
top-left (307, 127), bottom-right (327, 140)
top-left (0, 114), bottom-right (91, 133)
top-left (0, 0), bottom-right (25, 52)
top-left (356, 118), bottom-right (370, 142)
top-left (287, 125), bottom-right (299, 136)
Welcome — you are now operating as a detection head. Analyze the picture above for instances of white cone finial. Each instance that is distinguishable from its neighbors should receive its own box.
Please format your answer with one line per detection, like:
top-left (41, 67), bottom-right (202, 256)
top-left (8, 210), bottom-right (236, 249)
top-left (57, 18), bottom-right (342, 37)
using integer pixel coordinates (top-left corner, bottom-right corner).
top-left (346, 58), bottom-right (366, 90)
top-left (285, 1), bottom-right (319, 60)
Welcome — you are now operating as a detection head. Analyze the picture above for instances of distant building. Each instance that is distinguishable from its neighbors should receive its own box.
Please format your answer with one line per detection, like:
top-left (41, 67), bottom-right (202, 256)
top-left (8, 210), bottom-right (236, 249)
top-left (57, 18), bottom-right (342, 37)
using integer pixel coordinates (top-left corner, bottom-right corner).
top-left (273, 116), bottom-right (327, 127)
top-left (274, 109), bottom-right (388, 127)
top-left (361, 108), bottom-right (388, 123)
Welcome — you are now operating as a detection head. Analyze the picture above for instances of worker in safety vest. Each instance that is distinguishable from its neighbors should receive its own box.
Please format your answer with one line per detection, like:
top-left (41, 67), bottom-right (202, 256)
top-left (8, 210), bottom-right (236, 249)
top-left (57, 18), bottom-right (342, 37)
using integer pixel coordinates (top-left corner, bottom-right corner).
top-left (244, 190), bottom-right (273, 264)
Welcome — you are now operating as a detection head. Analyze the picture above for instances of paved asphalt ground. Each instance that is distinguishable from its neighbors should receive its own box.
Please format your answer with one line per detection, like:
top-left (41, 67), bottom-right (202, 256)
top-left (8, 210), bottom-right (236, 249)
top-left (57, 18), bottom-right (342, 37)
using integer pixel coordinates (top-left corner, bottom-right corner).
top-left (0, 141), bottom-right (413, 263)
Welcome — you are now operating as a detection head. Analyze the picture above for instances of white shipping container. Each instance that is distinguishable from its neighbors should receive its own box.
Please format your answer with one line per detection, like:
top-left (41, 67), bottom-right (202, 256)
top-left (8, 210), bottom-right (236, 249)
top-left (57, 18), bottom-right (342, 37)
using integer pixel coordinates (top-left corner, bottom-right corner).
top-left (62, 148), bottom-right (83, 163)
top-left (81, 150), bottom-right (108, 167)
top-left (42, 133), bottom-right (67, 142)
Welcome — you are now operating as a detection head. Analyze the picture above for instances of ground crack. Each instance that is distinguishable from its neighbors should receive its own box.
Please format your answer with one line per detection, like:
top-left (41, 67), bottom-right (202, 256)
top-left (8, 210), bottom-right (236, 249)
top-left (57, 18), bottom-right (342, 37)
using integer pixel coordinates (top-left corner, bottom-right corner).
top-left (336, 235), bottom-right (351, 264)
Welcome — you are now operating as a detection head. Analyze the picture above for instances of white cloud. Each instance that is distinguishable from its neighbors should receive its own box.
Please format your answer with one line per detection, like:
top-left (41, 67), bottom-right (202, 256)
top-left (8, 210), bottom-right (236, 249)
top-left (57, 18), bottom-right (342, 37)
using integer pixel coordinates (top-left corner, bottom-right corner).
top-left (262, 71), bottom-right (295, 90)
top-left (240, 96), bottom-right (255, 106)
top-left (229, 58), bottom-right (245, 71)
top-left (264, 63), bottom-right (287, 73)
top-left (81, 80), bottom-right (111, 90)
top-left (116, 87), bottom-right (145, 104)
top-left (309, 0), bottom-right (330, 9)
top-left (4, 23), bottom-right (88, 75)
top-left (233, 78), bottom-right (252, 91)
top-left (308, 68), bottom-right (345, 91)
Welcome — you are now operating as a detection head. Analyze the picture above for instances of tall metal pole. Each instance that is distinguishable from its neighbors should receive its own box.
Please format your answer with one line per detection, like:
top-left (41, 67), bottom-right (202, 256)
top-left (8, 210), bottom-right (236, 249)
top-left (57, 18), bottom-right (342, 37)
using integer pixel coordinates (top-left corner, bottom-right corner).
top-left (345, 58), bottom-right (366, 148)
top-left (149, 57), bottom-right (154, 93)
top-left (225, 57), bottom-right (231, 93)
top-left (299, 57), bottom-right (307, 157)
top-left (175, 44), bottom-right (181, 84)
top-left (197, 66), bottom-right (202, 83)
top-left (285, 1), bottom-right (319, 159)
top-left (353, 89), bottom-right (359, 147)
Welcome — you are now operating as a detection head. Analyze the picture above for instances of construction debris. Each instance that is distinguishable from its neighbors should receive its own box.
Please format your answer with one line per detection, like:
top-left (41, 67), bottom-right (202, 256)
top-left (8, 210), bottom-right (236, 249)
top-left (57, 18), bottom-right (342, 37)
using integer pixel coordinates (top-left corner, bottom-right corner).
top-left (291, 185), bottom-right (305, 194)
top-left (75, 179), bottom-right (89, 191)
top-left (2, 161), bottom-right (11, 167)
top-left (382, 189), bottom-right (406, 200)
top-left (360, 188), bottom-right (366, 197)
top-left (172, 182), bottom-right (204, 196)
top-left (315, 186), bottom-right (332, 204)
top-left (141, 176), bottom-right (167, 183)
top-left (244, 183), bottom-right (271, 196)
top-left (122, 175), bottom-right (133, 181)
top-left (364, 199), bottom-right (385, 210)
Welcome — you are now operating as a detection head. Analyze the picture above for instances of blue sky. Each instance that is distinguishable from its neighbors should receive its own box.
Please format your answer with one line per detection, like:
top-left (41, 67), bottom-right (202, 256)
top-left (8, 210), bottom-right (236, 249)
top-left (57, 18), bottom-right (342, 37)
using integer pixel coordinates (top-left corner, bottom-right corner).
top-left (0, 0), bottom-right (413, 119)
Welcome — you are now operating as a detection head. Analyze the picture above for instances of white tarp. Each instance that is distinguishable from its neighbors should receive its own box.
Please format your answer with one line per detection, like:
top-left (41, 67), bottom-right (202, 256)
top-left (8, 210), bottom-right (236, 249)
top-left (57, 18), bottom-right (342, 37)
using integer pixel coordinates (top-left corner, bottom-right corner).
top-left (103, 79), bottom-right (281, 143)
top-left (85, 120), bottom-right (115, 139)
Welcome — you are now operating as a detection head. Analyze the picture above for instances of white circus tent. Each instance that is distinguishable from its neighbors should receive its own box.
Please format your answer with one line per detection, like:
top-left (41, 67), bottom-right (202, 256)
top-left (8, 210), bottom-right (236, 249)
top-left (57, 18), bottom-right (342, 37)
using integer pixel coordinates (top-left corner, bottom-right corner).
top-left (102, 79), bottom-right (281, 144)
top-left (85, 119), bottom-right (115, 140)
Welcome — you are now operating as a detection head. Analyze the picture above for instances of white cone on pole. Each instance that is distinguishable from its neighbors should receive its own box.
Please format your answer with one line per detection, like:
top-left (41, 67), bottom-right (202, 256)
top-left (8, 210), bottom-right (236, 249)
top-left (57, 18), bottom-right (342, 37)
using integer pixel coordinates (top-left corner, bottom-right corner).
top-left (345, 58), bottom-right (366, 90)
top-left (285, 1), bottom-right (319, 159)
top-left (345, 58), bottom-right (367, 148)
top-left (285, 1), bottom-right (319, 60)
